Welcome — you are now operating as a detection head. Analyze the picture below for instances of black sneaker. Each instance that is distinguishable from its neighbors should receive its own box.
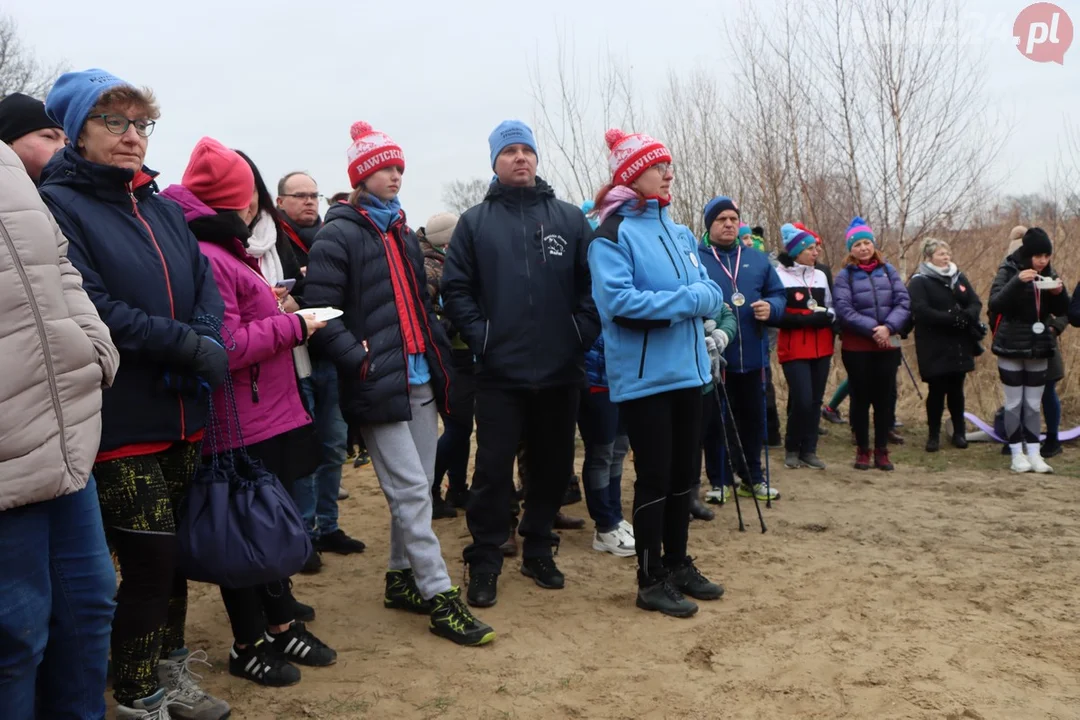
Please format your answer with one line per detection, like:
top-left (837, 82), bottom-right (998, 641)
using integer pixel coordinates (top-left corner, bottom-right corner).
top-left (264, 621), bottom-right (337, 667)
top-left (384, 569), bottom-right (434, 614)
top-left (292, 597), bottom-right (315, 623)
top-left (822, 406), bottom-right (845, 424)
top-left (429, 587), bottom-right (496, 646)
top-left (432, 494), bottom-right (458, 520)
top-left (689, 496), bottom-right (714, 521)
top-left (353, 450), bottom-right (371, 468)
top-left (466, 570), bottom-right (498, 608)
top-left (636, 577), bottom-right (698, 618)
top-left (446, 487), bottom-right (471, 509)
top-left (668, 557), bottom-right (724, 600)
top-left (301, 549), bottom-right (322, 574)
top-left (315, 529), bottom-right (366, 555)
top-left (229, 640), bottom-right (301, 687)
top-left (521, 557), bottom-right (565, 589)
top-left (1040, 438), bottom-right (1061, 457)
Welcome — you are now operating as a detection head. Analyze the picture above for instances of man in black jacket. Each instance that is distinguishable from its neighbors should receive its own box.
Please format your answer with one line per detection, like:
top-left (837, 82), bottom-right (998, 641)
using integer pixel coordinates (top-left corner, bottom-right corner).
top-left (442, 120), bottom-right (600, 608)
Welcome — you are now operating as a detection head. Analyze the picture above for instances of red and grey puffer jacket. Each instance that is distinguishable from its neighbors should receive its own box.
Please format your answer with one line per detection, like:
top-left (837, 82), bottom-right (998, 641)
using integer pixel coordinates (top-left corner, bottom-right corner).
top-left (774, 255), bottom-right (835, 363)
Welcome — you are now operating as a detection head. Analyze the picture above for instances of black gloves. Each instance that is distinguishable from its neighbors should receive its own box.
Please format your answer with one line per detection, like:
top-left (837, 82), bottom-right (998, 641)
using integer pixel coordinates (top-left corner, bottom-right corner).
top-left (192, 335), bottom-right (229, 389)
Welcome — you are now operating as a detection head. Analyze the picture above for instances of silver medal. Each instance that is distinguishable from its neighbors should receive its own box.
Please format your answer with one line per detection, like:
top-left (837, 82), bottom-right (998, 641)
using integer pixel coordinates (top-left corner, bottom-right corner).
top-left (1032, 322), bottom-right (1046, 335)
top-left (807, 298), bottom-right (818, 310)
top-left (731, 292), bottom-right (746, 307)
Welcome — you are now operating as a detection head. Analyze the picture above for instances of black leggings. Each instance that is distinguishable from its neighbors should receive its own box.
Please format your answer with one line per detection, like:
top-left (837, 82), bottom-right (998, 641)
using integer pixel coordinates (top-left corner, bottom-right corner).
top-left (842, 350), bottom-right (901, 450)
top-left (621, 387), bottom-right (702, 585)
top-left (782, 357), bottom-right (831, 455)
top-left (925, 373), bottom-right (966, 434)
top-left (94, 442), bottom-right (199, 706)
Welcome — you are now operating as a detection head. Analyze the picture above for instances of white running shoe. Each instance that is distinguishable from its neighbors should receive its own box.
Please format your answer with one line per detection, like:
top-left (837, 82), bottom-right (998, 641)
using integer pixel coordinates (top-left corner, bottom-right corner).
top-left (1011, 452), bottom-right (1032, 474)
top-left (705, 486), bottom-right (732, 504)
top-left (593, 529), bottom-right (635, 557)
top-left (618, 519), bottom-right (634, 538)
top-left (1027, 451), bottom-right (1053, 474)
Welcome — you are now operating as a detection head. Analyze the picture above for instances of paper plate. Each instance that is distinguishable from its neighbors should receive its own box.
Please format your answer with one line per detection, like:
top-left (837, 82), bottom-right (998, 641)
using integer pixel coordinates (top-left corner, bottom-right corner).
top-left (1034, 278), bottom-right (1059, 290)
top-left (299, 307), bottom-right (344, 322)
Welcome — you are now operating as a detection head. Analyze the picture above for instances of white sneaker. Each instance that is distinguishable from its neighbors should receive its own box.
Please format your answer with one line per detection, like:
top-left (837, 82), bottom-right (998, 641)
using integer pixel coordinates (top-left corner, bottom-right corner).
top-left (618, 519), bottom-right (634, 538)
top-left (1010, 452), bottom-right (1032, 474)
top-left (1027, 451), bottom-right (1053, 474)
top-left (593, 528), bottom-right (635, 557)
top-left (705, 486), bottom-right (731, 504)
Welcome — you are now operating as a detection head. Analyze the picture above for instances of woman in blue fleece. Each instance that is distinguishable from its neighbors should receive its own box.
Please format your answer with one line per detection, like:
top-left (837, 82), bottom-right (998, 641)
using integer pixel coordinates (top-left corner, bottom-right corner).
top-left (588, 129), bottom-right (726, 618)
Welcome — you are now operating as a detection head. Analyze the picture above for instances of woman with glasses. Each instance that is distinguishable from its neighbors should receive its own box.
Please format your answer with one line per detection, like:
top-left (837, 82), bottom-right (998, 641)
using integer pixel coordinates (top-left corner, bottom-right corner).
top-left (589, 129), bottom-right (726, 618)
top-left (40, 69), bottom-right (231, 720)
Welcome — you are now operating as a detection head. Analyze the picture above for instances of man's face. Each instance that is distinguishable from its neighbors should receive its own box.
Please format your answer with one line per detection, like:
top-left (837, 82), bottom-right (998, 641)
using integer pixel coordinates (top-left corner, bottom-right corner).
top-left (493, 144), bottom-right (537, 187)
top-left (10, 127), bottom-right (67, 182)
top-left (709, 210), bottom-right (740, 245)
top-left (277, 174), bottom-right (320, 226)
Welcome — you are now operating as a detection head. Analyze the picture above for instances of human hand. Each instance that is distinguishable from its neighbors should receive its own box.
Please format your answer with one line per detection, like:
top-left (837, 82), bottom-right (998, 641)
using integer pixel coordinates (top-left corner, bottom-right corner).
top-left (751, 300), bottom-right (770, 321)
top-left (1018, 269), bottom-right (1038, 283)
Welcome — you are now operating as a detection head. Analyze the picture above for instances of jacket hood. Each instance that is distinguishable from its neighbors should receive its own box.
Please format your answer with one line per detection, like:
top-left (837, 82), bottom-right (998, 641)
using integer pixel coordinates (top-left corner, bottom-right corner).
top-left (615, 197), bottom-right (666, 220)
top-left (38, 144), bottom-right (158, 201)
top-left (160, 184), bottom-right (215, 223)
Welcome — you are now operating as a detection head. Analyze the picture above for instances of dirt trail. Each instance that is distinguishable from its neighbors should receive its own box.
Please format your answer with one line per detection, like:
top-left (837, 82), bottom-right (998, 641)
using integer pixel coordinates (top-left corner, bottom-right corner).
top-left (184, 457), bottom-right (1080, 719)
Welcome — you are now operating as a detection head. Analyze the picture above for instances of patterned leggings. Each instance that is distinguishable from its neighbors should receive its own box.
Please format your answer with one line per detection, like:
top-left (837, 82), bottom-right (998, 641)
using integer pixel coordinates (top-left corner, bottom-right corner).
top-left (94, 442), bottom-right (199, 706)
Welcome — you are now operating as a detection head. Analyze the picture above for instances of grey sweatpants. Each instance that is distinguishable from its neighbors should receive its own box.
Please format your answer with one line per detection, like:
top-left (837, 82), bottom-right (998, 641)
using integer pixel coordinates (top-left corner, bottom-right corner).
top-left (361, 383), bottom-right (452, 599)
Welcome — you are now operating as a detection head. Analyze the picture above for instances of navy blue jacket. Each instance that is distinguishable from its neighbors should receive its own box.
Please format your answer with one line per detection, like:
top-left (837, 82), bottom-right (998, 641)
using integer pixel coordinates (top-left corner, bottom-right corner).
top-left (441, 178), bottom-right (600, 389)
top-left (39, 146), bottom-right (224, 452)
top-left (697, 238), bottom-right (786, 373)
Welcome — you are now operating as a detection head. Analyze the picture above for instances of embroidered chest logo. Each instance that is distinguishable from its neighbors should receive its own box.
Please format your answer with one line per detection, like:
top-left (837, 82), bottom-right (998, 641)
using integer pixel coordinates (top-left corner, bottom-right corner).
top-left (544, 234), bottom-right (567, 257)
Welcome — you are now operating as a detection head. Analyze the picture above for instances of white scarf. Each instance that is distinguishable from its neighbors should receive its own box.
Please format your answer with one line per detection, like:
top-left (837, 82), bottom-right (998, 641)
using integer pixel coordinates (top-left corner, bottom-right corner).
top-left (921, 261), bottom-right (958, 278)
top-left (246, 211), bottom-right (284, 284)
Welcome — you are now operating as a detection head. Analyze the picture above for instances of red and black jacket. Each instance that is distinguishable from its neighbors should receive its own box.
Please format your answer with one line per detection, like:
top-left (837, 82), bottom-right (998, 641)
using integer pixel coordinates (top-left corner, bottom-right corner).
top-left (774, 255), bottom-right (835, 363)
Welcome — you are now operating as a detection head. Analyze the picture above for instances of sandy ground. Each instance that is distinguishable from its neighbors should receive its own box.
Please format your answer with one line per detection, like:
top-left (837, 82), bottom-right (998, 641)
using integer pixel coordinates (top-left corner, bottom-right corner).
top-left (182, 438), bottom-right (1080, 720)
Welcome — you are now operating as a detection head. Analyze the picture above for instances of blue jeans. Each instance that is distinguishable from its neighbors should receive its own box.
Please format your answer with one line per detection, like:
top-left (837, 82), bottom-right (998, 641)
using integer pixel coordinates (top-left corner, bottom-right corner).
top-left (578, 390), bottom-right (626, 532)
top-left (1043, 381), bottom-right (1061, 438)
top-left (0, 478), bottom-right (116, 720)
top-left (295, 360), bottom-right (348, 539)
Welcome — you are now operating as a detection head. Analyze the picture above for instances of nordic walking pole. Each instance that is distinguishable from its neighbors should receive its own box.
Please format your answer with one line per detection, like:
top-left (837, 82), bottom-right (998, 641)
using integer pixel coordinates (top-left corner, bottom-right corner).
top-left (712, 384), bottom-right (744, 531)
top-left (715, 381), bottom-right (767, 534)
top-left (900, 352), bottom-right (923, 400)
top-left (761, 365), bottom-right (772, 509)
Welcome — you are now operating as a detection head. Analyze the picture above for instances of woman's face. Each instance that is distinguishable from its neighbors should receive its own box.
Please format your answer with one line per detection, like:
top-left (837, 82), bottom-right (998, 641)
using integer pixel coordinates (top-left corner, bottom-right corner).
top-left (851, 239), bottom-right (875, 262)
top-left (630, 163), bottom-right (674, 200)
top-left (930, 246), bottom-right (951, 268)
top-left (795, 245), bottom-right (817, 266)
top-left (365, 166), bottom-right (402, 202)
top-left (1031, 253), bottom-right (1051, 273)
top-left (78, 104), bottom-right (151, 172)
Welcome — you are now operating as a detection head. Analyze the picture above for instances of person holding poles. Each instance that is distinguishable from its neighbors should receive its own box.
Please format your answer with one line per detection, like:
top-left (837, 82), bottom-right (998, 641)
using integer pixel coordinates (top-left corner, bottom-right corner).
top-left (697, 196), bottom-right (786, 502)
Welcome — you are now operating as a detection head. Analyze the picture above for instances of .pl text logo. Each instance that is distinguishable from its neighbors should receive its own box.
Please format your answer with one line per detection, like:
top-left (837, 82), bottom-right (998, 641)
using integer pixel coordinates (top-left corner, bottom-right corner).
top-left (1014, 3), bottom-right (1073, 64)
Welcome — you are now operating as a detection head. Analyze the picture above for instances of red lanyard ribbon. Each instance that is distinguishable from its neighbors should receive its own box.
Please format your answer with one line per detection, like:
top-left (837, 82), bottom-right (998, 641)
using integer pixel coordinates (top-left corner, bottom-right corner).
top-left (711, 243), bottom-right (742, 293)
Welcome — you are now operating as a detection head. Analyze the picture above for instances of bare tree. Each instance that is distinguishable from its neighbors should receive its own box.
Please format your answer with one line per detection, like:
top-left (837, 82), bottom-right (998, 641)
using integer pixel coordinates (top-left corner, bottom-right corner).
top-left (528, 30), bottom-right (643, 204)
top-left (441, 178), bottom-right (489, 214)
top-left (0, 15), bottom-right (64, 99)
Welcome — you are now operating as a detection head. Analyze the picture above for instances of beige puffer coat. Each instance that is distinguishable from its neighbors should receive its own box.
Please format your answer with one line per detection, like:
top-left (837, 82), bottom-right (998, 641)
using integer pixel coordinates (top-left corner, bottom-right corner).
top-left (0, 143), bottom-right (118, 511)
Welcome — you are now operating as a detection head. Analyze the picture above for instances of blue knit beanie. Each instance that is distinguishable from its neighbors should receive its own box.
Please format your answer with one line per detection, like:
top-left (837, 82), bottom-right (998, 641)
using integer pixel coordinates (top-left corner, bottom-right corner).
top-left (703, 196), bottom-right (739, 231)
top-left (488, 120), bottom-right (537, 169)
top-left (781, 223), bottom-right (816, 258)
top-left (45, 68), bottom-right (127, 145)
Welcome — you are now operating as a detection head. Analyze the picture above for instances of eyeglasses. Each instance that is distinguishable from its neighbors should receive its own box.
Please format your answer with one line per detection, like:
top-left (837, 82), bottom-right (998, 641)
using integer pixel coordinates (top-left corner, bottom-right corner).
top-left (281, 193), bottom-right (322, 202)
top-left (650, 163), bottom-right (674, 176)
top-left (91, 114), bottom-right (155, 138)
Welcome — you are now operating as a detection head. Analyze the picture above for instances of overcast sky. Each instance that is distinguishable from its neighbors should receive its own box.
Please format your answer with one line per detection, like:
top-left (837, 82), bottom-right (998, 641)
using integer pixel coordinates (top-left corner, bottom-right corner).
top-left (12, 0), bottom-right (1078, 224)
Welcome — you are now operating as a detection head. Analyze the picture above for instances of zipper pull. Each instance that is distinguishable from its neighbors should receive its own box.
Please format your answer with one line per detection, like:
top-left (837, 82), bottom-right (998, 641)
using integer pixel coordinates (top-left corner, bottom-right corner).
top-left (128, 191), bottom-right (138, 216)
top-left (251, 378), bottom-right (260, 404)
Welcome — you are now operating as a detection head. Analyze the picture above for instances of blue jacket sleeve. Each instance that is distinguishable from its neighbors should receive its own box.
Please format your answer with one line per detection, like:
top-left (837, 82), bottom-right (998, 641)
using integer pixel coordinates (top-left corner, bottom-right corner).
top-left (761, 262), bottom-right (787, 322)
top-left (49, 200), bottom-right (202, 365)
top-left (588, 233), bottom-right (721, 327)
top-left (440, 215), bottom-right (487, 355)
top-left (303, 229), bottom-right (368, 374)
top-left (833, 268), bottom-right (877, 337)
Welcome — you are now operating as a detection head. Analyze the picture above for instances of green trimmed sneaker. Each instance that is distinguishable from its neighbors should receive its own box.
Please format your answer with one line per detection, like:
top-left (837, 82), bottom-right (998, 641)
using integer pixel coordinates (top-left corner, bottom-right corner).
top-left (384, 569), bottom-right (434, 614)
top-left (737, 482), bottom-right (781, 502)
top-left (430, 587), bottom-right (496, 646)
